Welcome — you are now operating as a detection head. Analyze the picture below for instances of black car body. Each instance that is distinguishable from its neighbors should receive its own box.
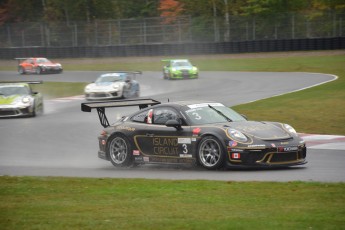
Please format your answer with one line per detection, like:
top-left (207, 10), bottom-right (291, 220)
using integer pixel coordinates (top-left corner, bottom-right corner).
top-left (82, 99), bottom-right (307, 170)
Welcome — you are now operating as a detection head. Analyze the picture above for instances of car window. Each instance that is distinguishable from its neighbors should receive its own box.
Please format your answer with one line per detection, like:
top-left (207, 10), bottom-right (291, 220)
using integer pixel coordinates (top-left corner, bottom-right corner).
top-left (131, 110), bottom-right (148, 123)
top-left (184, 103), bottom-right (246, 125)
top-left (0, 86), bottom-right (29, 96)
top-left (152, 107), bottom-right (179, 125)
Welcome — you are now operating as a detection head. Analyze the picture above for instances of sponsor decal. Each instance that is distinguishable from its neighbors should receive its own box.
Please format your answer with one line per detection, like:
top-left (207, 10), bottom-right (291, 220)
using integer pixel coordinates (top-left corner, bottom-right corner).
top-left (229, 148), bottom-right (244, 152)
top-left (143, 157), bottom-right (150, 162)
top-left (178, 138), bottom-right (192, 144)
top-left (278, 146), bottom-right (298, 152)
top-left (191, 138), bottom-right (196, 142)
top-left (271, 143), bottom-right (276, 148)
top-left (118, 125), bottom-right (135, 131)
top-left (101, 140), bottom-right (106, 145)
top-left (248, 144), bottom-right (265, 148)
top-left (179, 154), bottom-right (192, 158)
top-left (133, 150), bottom-right (140, 156)
top-left (229, 141), bottom-right (238, 147)
top-left (135, 156), bottom-right (143, 161)
top-left (231, 153), bottom-right (241, 159)
top-left (153, 137), bottom-right (178, 156)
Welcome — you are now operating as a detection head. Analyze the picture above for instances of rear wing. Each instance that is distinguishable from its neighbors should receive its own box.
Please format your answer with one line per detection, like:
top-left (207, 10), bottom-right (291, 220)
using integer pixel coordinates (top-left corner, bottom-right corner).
top-left (14, 57), bottom-right (30, 64)
top-left (81, 98), bottom-right (161, 128)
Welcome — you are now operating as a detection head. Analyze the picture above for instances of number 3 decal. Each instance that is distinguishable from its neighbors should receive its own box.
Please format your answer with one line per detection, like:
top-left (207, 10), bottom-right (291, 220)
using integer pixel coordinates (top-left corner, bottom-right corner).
top-left (193, 112), bottom-right (201, 120)
top-left (182, 144), bottom-right (188, 154)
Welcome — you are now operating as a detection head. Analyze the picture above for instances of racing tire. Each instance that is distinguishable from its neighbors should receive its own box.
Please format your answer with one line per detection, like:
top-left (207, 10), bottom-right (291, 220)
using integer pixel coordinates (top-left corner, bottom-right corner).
top-left (36, 67), bottom-right (42, 74)
top-left (18, 67), bottom-right (25, 75)
top-left (107, 134), bottom-right (133, 167)
top-left (197, 136), bottom-right (225, 170)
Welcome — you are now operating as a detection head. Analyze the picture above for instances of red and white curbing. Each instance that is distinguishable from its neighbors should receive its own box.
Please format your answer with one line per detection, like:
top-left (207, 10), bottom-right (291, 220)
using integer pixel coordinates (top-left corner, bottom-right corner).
top-left (299, 133), bottom-right (345, 150)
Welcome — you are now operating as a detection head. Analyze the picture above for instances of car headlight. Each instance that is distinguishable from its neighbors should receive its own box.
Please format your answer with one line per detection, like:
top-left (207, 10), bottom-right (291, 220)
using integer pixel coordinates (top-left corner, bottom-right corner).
top-left (85, 85), bottom-right (92, 91)
top-left (192, 67), bottom-right (198, 72)
top-left (113, 85), bottom-right (119, 90)
top-left (22, 97), bottom-right (30, 103)
top-left (283, 124), bottom-right (297, 134)
top-left (227, 128), bottom-right (248, 142)
top-left (171, 68), bottom-right (176, 72)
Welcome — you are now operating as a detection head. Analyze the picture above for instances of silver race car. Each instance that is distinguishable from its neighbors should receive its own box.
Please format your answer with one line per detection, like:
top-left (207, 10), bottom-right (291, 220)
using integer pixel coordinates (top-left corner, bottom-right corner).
top-left (84, 72), bottom-right (141, 100)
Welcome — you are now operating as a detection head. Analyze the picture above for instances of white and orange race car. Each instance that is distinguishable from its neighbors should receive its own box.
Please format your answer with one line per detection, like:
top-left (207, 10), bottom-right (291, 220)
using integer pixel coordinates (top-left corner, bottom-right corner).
top-left (16, 57), bottom-right (63, 74)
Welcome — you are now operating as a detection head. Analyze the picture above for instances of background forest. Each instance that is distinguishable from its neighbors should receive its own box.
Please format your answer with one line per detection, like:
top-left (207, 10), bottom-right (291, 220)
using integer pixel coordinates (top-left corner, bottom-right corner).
top-left (1, 0), bottom-right (345, 24)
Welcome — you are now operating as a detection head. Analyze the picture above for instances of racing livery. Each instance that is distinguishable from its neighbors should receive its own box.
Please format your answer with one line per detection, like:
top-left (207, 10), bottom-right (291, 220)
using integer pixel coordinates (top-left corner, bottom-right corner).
top-left (81, 99), bottom-right (307, 170)
top-left (84, 72), bottom-right (141, 100)
top-left (0, 81), bottom-right (44, 117)
top-left (162, 59), bottom-right (198, 80)
top-left (16, 57), bottom-right (63, 74)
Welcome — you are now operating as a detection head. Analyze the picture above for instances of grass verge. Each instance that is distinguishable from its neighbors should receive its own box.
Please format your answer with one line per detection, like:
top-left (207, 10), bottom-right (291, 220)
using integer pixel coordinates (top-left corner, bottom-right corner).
top-left (1, 176), bottom-right (345, 230)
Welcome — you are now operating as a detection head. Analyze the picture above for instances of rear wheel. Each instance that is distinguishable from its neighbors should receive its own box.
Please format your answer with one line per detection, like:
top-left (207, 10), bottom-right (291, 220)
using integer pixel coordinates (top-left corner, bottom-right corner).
top-left (197, 136), bottom-right (225, 170)
top-left (107, 134), bottom-right (133, 167)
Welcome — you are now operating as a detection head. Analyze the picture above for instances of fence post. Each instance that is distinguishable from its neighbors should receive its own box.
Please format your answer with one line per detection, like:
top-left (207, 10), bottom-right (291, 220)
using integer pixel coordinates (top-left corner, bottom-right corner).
top-left (6, 24), bottom-right (12, 47)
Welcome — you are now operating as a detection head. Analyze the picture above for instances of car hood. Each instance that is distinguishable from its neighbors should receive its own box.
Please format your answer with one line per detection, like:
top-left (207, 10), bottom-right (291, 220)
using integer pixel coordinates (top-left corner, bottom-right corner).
top-left (39, 62), bottom-right (60, 66)
top-left (222, 121), bottom-right (292, 140)
top-left (173, 66), bottom-right (193, 71)
top-left (88, 82), bottom-right (122, 88)
top-left (0, 95), bottom-right (28, 105)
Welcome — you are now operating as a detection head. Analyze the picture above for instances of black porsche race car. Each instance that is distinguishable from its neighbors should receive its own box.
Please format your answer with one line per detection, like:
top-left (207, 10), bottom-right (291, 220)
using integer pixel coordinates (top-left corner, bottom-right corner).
top-left (81, 99), bottom-right (307, 170)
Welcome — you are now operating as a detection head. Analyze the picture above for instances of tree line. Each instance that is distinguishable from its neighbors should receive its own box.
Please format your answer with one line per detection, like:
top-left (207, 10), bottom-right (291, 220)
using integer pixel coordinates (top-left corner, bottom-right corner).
top-left (0, 0), bottom-right (344, 25)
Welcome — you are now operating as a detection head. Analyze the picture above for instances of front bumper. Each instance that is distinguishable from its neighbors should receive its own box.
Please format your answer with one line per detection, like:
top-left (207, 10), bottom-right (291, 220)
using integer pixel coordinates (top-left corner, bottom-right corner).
top-left (85, 90), bottom-right (122, 100)
top-left (226, 144), bottom-right (307, 167)
top-left (40, 66), bottom-right (63, 73)
top-left (0, 105), bottom-right (33, 117)
top-left (170, 70), bottom-right (198, 79)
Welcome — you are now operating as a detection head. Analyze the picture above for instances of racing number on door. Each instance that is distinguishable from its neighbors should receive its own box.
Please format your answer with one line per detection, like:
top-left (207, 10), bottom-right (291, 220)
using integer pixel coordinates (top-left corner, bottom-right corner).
top-left (178, 138), bottom-right (192, 158)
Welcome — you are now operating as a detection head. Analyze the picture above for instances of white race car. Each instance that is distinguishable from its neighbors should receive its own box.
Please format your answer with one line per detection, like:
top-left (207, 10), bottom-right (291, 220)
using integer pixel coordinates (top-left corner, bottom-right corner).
top-left (84, 72), bottom-right (141, 100)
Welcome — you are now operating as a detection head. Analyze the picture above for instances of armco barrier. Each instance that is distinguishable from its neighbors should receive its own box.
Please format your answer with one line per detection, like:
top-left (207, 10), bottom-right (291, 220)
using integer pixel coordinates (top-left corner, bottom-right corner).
top-left (0, 37), bottom-right (344, 59)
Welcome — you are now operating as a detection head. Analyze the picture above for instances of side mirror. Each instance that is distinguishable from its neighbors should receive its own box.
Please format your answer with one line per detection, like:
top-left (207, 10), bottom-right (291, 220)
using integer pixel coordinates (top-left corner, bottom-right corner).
top-left (165, 119), bottom-right (183, 130)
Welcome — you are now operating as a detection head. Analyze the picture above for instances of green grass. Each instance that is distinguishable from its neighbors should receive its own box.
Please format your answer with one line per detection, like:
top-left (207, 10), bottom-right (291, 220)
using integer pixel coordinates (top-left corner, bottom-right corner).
top-left (1, 176), bottom-right (345, 230)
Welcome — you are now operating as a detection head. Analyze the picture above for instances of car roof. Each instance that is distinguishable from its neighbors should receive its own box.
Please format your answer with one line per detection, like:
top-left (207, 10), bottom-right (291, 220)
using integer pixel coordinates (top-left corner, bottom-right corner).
top-left (154, 100), bottom-right (222, 109)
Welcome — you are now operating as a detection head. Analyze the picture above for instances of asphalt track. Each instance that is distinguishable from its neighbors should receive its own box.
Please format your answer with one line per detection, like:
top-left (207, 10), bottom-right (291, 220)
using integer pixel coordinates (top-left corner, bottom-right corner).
top-left (0, 70), bottom-right (344, 182)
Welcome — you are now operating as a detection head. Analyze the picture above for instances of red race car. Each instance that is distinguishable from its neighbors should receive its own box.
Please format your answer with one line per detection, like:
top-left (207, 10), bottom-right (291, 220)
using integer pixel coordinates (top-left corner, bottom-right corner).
top-left (16, 57), bottom-right (63, 74)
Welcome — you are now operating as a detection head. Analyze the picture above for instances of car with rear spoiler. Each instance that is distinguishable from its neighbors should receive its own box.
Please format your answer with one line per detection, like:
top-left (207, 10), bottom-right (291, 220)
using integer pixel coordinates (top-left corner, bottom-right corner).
top-left (0, 81), bottom-right (44, 117)
top-left (81, 98), bottom-right (307, 170)
top-left (15, 57), bottom-right (63, 74)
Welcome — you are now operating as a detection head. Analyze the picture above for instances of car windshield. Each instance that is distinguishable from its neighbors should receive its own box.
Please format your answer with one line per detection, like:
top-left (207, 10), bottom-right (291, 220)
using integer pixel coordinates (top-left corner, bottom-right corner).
top-left (184, 103), bottom-right (246, 125)
top-left (172, 61), bottom-right (192, 67)
top-left (95, 74), bottom-right (125, 83)
top-left (36, 58), bottom-right (50, 63)
top-left (0, 86), bottom-right (30, 96)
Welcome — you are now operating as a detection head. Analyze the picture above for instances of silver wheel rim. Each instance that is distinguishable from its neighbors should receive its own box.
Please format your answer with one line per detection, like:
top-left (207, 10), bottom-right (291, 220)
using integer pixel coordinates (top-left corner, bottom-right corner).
top-left (109, 137), bottom-right (128, 164)
top-left (36, 67), bottom-right (41, 74)
top-left (199, 139), bottom-right (221, 167)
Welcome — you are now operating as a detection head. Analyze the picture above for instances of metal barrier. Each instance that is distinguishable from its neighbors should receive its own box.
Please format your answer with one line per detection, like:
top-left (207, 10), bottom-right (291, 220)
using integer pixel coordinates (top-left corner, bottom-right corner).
top-left (0, 37), bottom-right (344, 59)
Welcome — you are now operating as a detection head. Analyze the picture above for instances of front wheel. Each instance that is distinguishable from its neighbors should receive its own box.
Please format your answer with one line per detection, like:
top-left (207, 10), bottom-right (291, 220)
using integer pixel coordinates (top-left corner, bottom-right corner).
top-left (35, 67), bottom-right (42, 74)
top-left (18, 66), bottom-right (25, 74)
top-left (107, 134), bottom-right (133, 167)
top-left (197, 136), bottom-right (225, 170)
